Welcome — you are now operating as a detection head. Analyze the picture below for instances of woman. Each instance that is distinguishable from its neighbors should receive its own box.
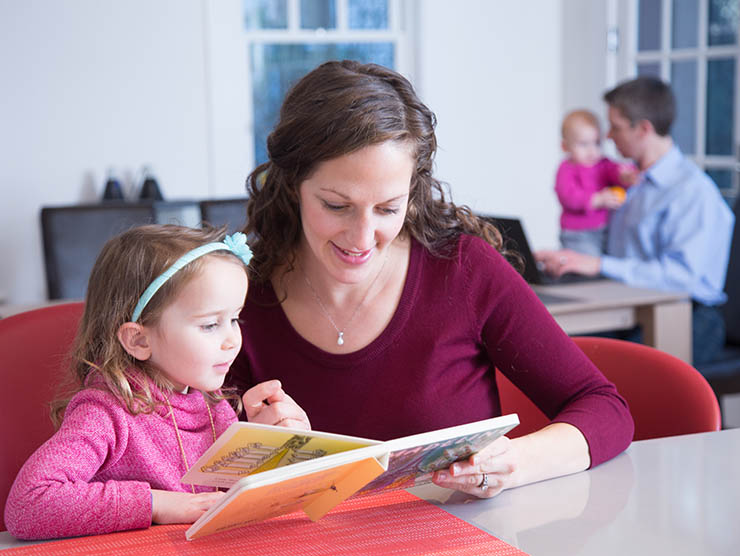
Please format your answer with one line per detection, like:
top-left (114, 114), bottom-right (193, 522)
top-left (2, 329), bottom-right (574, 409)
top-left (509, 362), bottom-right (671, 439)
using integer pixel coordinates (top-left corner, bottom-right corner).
top-left (229, 60), bottom-right (633, 498)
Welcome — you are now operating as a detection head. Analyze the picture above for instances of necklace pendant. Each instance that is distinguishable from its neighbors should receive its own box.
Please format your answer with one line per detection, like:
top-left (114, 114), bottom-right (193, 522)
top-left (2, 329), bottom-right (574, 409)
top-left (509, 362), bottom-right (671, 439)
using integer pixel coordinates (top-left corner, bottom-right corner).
top-left (337, 332), bottom-right (344, 346)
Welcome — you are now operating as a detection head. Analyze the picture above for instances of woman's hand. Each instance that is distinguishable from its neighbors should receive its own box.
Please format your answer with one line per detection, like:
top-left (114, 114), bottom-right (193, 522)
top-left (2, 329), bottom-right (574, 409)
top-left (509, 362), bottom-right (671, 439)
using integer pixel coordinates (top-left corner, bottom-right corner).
top-left (432, 423), bottom-right (591, 499)
top-left (431, 436), bottom-right (519, 498)
top-left (151, 489), bottom-right (225, 524)
top-left (242, 379), bottom-right (311, 430)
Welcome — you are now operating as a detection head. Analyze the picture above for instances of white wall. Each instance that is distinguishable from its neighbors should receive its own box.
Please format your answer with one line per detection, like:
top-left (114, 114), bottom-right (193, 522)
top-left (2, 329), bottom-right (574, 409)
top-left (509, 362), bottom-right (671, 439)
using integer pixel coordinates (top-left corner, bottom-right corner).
top-left (416, 0), bottom-right (563, 249)
top-left (0, 0), bottom-right (611, 305)
top-left (0, 0), bottom-right (249, 304)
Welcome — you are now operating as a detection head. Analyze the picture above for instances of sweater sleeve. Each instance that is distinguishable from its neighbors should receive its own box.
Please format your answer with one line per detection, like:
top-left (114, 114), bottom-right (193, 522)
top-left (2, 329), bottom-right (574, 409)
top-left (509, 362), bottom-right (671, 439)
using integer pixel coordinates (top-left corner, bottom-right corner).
top-left (4, 389), bottom-right (152, 539)
top-left (601, 158), bottom-right (623, 186)
top-left (462, 237), bottom-right (634, 467)
top-left (555, 161), bottom-right (594, 213)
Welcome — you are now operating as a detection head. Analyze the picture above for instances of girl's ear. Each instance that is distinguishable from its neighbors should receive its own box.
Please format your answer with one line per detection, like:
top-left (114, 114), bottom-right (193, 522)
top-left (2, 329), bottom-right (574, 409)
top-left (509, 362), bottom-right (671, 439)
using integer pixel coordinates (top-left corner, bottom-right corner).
top-left (117, 322), bottom-right (153, 361)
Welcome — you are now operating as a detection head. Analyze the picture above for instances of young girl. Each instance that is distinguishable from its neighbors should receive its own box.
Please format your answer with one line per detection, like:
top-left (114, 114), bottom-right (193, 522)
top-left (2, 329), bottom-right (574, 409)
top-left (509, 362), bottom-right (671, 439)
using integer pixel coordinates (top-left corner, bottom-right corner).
top-left (555, 109), bottom-right (637, 256)
top-left (4, 225), bottom-right (310, 540)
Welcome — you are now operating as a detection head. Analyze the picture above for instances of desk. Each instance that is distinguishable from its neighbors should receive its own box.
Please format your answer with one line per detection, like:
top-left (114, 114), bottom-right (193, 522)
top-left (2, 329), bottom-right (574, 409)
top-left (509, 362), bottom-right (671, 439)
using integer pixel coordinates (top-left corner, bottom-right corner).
top-left (535, 279), bottom-right (692, 363)
top-left (3, 430), bottom-right (737, 554)
top-left (409, 428), bottom-right (740, 556)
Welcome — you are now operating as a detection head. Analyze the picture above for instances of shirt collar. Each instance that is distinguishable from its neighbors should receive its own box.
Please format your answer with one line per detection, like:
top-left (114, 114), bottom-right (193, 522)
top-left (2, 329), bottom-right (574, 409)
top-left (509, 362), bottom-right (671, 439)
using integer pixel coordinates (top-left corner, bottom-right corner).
top-left (643, 145), bottom-right (681, 188)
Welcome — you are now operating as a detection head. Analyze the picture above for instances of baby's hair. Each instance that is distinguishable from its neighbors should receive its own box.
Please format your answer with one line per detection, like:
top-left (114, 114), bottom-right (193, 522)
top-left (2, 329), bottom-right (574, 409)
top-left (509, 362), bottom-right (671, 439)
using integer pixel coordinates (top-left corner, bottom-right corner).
top-left (51, 224), bottom-right (246, 427)
top-left (561, 109), bottom-right (602, 140)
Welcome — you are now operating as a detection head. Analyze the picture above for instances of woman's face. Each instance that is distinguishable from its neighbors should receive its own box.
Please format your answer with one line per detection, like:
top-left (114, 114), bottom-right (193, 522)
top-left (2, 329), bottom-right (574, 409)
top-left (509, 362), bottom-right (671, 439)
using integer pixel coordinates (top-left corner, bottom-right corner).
top-left (298, 141), bottom-right (414, 285)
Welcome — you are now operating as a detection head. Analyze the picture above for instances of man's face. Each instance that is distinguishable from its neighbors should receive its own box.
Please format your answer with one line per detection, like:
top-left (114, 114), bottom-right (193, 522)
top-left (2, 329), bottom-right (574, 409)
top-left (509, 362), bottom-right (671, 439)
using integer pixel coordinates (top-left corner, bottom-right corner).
top-left (606, 106), bottom-right (642, 160)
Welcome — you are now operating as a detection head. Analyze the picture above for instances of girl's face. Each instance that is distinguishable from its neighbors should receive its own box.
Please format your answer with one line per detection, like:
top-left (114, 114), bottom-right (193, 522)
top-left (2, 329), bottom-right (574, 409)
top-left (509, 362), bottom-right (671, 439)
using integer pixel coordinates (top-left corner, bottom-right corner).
top-left (145, 256), bottom-right (248, 392)
top-left (297, 141), bottom-right (414, 285)
top-left (563, 122), bottom-right (602, 167)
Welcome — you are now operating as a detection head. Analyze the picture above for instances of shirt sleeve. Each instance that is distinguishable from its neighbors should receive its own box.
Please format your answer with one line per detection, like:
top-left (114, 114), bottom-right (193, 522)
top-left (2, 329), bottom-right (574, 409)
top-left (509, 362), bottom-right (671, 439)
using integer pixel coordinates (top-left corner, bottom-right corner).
top-left (555, 162), bottom-right (595, 213)
top-left (4, 390), bottom-right (152, 539)
top-left (600, 182), bottom-right (732, 303)
top-left (462, 237), bottom-right (634, 467)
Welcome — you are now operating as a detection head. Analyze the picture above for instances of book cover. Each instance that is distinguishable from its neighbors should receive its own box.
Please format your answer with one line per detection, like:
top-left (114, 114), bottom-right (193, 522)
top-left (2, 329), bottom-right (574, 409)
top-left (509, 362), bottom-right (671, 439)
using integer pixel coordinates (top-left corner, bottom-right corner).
top-left (184, 414), bottom-right (519, 540)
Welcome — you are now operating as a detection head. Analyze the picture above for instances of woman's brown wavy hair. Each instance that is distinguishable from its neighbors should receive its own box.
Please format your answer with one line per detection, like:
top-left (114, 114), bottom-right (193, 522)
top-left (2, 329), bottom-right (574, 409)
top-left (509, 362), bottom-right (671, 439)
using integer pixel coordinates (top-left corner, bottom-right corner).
top-left (245, 60), bottom-right (519, 283)
top-left (51, 224), bottom-right (244, 427)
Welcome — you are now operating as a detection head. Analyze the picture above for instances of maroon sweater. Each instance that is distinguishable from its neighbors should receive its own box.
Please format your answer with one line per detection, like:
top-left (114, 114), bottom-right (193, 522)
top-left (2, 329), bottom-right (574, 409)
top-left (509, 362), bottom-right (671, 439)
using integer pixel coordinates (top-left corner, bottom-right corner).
top-left (230, 235), bottom-right (633, 467)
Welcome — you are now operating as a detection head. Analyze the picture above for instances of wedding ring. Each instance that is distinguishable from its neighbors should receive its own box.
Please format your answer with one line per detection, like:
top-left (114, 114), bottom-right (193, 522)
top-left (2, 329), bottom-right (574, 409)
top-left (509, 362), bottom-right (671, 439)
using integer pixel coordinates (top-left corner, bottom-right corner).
top-left (478, 473), bottom-right (489, 491)
top-left (559, 255), bottom-right (568, 265)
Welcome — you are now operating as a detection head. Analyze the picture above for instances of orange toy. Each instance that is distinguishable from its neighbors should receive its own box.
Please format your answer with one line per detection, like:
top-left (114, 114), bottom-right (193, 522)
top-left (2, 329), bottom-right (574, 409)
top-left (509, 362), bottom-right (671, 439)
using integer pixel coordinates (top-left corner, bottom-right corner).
top-left (608, 186), bottom-right (626, 202)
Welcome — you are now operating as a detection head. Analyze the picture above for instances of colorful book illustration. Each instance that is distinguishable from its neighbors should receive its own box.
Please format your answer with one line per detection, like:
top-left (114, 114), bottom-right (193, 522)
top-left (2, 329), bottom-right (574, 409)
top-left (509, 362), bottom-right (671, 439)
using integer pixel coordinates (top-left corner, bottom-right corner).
top-left (182, 414), bottom-right (519, 540)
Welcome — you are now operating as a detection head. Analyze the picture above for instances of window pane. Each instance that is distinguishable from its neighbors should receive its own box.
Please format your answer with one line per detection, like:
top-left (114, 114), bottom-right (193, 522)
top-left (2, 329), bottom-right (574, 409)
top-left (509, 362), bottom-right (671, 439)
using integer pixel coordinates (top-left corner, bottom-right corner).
top-left (708, 0), bottom-right (739, 46)
top-left (638, 0), bottom-right (662, 51)
top-left (301, 0), bottom-right (336, 30)
top-left (637, 62), bottom-right (662, 77)
top-left (244, 0), bottom-right (287, 30)
top-left (706, 167), bottom-right (734, 190)
top-left (349, 0), bottom-right (388, 29)
top-left (671, 60), bottom-right (697, 154)
top-left (706, 57), bottom-right (736, 155)
top-left (672, 0), bottom-right (699, 48)
top-left (250, 43), bottom-right (395, 165)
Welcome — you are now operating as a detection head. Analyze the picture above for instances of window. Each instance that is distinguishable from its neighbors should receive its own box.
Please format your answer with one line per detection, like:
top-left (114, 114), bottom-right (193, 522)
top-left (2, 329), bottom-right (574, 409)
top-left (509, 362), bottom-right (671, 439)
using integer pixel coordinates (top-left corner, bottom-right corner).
top-left (617, 0), bottom-right (740, 203)
top-left (243, 0), bottom-right (409, 165)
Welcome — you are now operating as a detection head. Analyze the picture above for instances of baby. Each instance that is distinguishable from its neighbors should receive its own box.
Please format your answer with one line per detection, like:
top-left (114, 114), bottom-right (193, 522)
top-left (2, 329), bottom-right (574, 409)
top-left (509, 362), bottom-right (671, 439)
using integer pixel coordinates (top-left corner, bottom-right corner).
top-left (555, 109), bottom-right (637, 256)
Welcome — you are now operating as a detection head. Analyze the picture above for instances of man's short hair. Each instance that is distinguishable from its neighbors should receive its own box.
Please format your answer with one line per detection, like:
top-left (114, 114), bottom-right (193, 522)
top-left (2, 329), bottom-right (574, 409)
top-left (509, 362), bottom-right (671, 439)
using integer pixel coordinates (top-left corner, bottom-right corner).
top-left (603, 77), bottom-right (675, 136)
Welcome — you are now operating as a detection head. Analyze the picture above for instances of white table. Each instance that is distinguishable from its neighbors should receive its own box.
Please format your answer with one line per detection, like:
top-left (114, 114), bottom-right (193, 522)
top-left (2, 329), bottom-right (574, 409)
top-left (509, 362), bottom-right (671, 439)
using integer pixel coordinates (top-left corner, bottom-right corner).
top-left (409, 428), bottom-right (740, 556)
top-left (3, 430), bottom-right (737, 553)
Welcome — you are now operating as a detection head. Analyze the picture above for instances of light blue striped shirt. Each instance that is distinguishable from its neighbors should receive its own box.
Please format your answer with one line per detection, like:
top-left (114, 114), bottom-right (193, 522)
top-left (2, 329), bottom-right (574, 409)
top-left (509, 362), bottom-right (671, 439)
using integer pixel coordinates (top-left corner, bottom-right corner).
top-left (601, 146), bottom-right (734, 306)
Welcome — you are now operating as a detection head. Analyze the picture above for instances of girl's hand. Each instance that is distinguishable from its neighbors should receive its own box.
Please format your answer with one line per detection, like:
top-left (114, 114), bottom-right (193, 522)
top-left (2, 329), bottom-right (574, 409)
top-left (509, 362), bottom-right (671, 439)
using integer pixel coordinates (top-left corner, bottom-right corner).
top-left (590, 189), bottom-right (624, 210)
top-left (242, 379), bottom-right (311, 430)
top-left (618, 164), bottom-right (639, 186)
top-left (151, 489), bottom-right (225, 524)
top-left (431, 436), bottom-right (519, 499)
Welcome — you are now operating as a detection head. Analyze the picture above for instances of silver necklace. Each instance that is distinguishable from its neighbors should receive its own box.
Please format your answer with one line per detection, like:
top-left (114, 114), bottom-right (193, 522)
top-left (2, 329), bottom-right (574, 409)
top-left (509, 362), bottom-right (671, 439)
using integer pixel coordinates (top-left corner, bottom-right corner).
top-left (301, 254), bottom-right (389, 346)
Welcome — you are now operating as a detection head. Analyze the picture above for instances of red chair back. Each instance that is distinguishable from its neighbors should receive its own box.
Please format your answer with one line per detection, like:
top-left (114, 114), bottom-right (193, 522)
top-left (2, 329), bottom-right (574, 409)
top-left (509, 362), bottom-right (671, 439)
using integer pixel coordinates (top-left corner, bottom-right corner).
top-left (0, 302), bottom-right (84, 529)
top-left (498, 336), bottom-right (721, 441)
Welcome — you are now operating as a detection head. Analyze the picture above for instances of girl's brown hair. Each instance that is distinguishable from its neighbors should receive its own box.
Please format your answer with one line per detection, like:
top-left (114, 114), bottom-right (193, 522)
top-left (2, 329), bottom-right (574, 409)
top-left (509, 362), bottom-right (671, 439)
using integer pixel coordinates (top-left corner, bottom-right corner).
top-left (51, 224), bottom-right (246, 427)
top-left (245, 60), bottom-right (519, 283)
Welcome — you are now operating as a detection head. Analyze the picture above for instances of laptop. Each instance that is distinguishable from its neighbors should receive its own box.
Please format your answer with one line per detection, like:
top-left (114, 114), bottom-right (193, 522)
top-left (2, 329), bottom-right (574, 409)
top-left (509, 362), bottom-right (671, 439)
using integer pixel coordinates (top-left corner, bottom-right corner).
top-left (480, 215), bottom-right (602, 287)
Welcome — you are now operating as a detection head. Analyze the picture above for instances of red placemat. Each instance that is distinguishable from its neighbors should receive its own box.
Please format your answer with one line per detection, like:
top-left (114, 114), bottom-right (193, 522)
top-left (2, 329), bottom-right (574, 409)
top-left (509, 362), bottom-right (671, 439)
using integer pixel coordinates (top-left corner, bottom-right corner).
top-left (4, 490), bottom-right (527, 555)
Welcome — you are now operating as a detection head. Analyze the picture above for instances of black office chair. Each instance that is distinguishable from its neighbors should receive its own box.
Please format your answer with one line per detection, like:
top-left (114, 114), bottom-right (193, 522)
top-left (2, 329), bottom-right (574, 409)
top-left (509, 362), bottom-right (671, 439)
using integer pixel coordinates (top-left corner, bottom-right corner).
top-left (41, 201), bottom-right (201, 300)
top-left (199, 198), bottom-right (248, 234)
top-left (696, 196), bottom-right (740, 419)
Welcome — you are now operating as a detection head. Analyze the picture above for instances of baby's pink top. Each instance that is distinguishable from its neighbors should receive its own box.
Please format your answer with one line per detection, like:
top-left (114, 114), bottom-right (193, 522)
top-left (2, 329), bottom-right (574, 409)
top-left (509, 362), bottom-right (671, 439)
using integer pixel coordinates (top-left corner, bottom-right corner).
top-left (555, 158), bottom-right (623, 231)
top-left (4, 380), bottom-right (237, 540)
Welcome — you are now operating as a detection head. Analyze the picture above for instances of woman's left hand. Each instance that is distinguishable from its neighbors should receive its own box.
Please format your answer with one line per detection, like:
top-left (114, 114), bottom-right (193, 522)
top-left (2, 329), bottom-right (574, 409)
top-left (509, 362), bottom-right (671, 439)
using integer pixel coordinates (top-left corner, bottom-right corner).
top-left (431, 435), bottom-right (519, 498)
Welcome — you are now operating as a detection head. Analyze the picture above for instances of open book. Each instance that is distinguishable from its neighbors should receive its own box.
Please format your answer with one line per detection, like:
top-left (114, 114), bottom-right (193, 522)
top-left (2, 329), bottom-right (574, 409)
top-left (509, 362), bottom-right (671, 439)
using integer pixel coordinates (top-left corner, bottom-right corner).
top-left (183, 413), bottom-right (519, 540)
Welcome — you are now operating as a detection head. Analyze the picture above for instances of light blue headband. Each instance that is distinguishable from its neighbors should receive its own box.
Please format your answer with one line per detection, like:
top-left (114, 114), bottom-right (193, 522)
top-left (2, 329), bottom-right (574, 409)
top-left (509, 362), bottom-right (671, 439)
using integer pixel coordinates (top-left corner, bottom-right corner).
top-left (131, 232), bottom-right (252, 322)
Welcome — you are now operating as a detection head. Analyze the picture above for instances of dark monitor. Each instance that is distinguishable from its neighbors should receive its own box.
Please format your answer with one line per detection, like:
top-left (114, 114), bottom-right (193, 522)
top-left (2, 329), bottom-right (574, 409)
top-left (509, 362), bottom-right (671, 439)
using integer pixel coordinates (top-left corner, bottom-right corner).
top-left (199, 198), bottom-right (248, 234)
top-left (41, 201), bottom-right (201, 300)
top-left (479, 215), bottom-right (542, 284)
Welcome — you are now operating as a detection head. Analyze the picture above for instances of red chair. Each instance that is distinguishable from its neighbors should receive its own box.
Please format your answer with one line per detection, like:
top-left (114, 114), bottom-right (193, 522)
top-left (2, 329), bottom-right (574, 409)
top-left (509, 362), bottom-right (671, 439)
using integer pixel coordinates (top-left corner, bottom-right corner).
top-left (0, 302), bottom-right (84, 530)
top-left (498, 336), bottom-right (721, 441)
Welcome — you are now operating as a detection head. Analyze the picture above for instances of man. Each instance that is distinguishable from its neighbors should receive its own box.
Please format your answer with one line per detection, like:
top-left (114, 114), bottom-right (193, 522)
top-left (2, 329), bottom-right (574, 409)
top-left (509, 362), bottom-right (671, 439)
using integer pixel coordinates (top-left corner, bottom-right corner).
top-left (536, 77), bottom-right (734, 365)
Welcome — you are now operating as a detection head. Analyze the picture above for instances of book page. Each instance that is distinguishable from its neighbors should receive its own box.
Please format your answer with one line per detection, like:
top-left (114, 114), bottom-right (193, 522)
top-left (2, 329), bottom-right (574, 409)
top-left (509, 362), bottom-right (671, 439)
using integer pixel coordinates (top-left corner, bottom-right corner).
top-left (357, 414), bottom-right (519, 494)
top-left (183, 422), bottom-right (380, 488)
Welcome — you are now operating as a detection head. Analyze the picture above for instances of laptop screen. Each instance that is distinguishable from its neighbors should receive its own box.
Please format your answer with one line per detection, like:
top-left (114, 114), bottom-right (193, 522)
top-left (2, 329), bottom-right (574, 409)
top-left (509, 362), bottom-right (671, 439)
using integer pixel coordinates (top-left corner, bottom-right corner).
top-left (478, 215), bottom-right (543, 284)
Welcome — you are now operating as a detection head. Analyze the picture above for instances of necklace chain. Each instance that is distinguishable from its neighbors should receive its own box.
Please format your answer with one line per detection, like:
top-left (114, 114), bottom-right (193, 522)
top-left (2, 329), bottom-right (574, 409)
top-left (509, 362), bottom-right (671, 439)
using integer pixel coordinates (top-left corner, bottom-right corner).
top-left (301, 254), bottom-right (389, 346)
top-left (164, 392), bottom-right (217, 494)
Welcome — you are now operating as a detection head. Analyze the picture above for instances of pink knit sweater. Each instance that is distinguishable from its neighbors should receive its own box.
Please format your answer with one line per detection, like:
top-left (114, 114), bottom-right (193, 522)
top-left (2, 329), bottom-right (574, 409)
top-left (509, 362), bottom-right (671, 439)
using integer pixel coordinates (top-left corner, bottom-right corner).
top-left (4, 381), bottom-right (237, 539)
